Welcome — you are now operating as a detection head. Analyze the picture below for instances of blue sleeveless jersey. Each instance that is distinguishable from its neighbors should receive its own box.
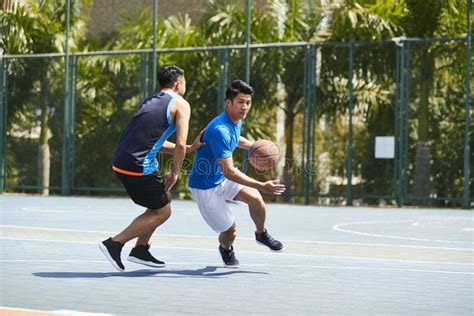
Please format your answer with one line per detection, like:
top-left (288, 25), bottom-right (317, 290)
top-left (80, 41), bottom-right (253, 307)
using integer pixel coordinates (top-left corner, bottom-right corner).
top-left (112, 90), bottom-right (178, 176)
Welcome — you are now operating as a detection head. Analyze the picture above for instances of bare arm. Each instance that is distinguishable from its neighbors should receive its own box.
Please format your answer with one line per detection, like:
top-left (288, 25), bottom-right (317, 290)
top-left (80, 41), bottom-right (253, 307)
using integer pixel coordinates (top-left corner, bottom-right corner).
top-left (172, 101), bottom-right (190, 173)
top-left (160, 132), bottom-right (205, 155)
top-left (160, 141), bottom-right (176, 155)
top-left (238, 136), bottom-right (253, 150)
top-left (218, 157), bottom-right (285, 195)
top-left (163, 99), bottom-right (190, 191)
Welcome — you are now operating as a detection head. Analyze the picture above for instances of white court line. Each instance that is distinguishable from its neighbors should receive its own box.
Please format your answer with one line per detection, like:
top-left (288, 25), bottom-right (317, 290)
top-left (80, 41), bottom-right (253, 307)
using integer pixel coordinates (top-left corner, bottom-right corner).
top-left (1, 206), bottom-right (93, 213)
top-left (0, 259), bottom-right (107, 263)
top-left (1, 237), bottom-right (98, 245)
top-left (333, 220), bottom-right (474, 244)
top-left (22, 206), bottom-right (88, 211)
top-left (0, 225), bottom-right (133, 235)
top-left (0, 259), bottom-right (472, 276)
top-left (1, 224), bottom-right (472, 251)
top-left (1, 237), bottom-right (473, 266)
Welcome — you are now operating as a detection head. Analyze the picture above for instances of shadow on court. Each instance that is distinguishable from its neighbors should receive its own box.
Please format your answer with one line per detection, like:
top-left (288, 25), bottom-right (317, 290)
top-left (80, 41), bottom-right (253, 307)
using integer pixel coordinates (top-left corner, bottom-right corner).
top-left (33, 266), bottom-right (268, 279)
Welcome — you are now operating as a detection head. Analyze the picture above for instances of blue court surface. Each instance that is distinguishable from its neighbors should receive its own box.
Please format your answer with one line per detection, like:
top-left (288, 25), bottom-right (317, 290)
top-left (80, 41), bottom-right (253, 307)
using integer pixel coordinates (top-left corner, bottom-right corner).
top-left (1, 194), bottom-right (473, 315)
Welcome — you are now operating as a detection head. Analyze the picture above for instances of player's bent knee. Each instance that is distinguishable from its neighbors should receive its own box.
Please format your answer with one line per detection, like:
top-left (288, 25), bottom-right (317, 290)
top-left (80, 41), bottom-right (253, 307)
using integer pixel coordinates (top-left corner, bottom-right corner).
top-left (224, 225), bottom-right (237, 237)
top-left (148, 204), bottom-right (171, 219)
top-left (248, 191), bottom-right (265, 208)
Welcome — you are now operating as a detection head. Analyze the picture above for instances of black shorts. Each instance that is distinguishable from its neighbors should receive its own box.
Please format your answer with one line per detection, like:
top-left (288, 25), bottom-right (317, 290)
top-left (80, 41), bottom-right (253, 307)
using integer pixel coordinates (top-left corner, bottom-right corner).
top-left (115, 171), bottom-right (169, 209)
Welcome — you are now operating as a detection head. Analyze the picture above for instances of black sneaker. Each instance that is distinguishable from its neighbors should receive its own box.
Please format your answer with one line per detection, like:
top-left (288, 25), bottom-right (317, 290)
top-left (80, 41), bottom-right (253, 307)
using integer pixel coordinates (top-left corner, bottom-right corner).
top-left (127, 244), bottom-right (165, 268)
top-left (99, 237), bottom-right (125, 272)
top-left (218, 245), bottom-right (240, 268)
top-left (255, 229), bottom-right (285, 252)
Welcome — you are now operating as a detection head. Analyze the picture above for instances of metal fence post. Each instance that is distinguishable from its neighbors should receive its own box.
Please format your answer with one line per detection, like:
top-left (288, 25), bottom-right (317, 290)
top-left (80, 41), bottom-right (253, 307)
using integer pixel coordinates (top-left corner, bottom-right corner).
top-left (242, 0), bottom-right (251, 173)
top-left (244, 0), bottom-right (251, 85)
top-left (395, 39), bottom-right (410, 207)
top-left (394, 43), bottom-right (400, 205)
top-left (152, 0), bottom-right (158, 92)
top-left (395, 38), bottom-right (407, 207)
top-left (70, 55), bottom-right (77, 192)
top-left (302, 46), bottom-right (309, 204)
top-left (61, 0), bottom-right (72, 196)
top-left (0, 59), bottom-right (8, 194)
top-left (217, 49), bottom-right (229, 114)
top-left (346, 41), bottom-right (354, 206)
top-left (309, 45), bottom-right (316, 204)
top-left (402, 43), bottom-right (410, 202)
top-left (140, 53), bottom-right (149, 99)
top-left (303, 45), bottom-right (316, 205)
top-left (147, 52), bottom-right (154, 96)
top-left (463, 0), bottom-right (472, 209)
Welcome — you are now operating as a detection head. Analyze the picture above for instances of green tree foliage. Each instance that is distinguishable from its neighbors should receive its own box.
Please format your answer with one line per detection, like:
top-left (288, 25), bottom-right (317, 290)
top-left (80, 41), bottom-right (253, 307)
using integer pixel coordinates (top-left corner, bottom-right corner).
top-left (1, 0), bottom-right (91, 194)
top-left (399, 0), bottom-right (471, 204)
top-left (2, 0), bottom-right (470, 205)
top-left (315, 0), bottom-right (404, 203)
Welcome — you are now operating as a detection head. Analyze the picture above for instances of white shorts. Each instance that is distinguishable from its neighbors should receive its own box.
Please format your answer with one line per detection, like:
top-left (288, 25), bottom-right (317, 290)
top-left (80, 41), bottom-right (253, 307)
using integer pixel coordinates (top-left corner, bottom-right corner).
top-left (190, 179), bottom-right (243, 233)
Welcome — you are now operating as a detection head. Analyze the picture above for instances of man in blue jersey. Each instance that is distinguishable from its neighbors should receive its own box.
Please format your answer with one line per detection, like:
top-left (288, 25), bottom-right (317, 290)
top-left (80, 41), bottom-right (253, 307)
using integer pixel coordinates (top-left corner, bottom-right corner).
top-left (99, 65), bottom-right (203, 272)
top-left (188, 80), bottom-right (286, 267)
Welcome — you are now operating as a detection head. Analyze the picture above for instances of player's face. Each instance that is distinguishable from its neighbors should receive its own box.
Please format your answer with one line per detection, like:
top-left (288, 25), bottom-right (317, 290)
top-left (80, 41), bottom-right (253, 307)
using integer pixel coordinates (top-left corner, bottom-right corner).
top-left (176, 75), bottom-right (186, 96)
top-left (227, 93), bottom-right (252, 121)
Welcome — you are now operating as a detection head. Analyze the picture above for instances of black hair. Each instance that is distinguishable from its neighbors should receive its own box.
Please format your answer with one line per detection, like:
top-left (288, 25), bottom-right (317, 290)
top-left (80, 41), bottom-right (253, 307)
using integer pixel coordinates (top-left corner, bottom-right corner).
top-left (157, 65), bottom-right (184, 88)
top-left (225, 79), bottom-right (254, 101)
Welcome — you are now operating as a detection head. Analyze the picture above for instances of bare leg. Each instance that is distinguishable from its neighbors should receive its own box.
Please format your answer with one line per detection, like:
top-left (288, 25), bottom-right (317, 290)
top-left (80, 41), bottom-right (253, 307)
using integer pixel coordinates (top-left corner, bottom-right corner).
top-left (112, 203), bottom-right (171, 246)
top-left (234, 187), bottom-right (266, 234)
top-left (133, 192), bottom-right (172, 246)
top-left (135, 229), bottom-right (155, 247)
top-left (219, 223), bottom-right (237, 249)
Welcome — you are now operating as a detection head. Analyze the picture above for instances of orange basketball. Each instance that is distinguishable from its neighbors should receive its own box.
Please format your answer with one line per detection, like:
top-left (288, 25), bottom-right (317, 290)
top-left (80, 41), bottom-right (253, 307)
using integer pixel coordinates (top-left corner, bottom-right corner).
top-left (249, 140), bottom-right (280, 170)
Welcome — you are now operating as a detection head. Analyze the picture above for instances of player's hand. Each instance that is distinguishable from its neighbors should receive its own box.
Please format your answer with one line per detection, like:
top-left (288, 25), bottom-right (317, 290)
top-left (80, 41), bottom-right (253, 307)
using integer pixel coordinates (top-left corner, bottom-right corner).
top-left (164, 171), bottom-right (179, 191)
top-left (261, 180), bottom-right (286, 195)
top-left (190, 129), bottom-right (206, 152)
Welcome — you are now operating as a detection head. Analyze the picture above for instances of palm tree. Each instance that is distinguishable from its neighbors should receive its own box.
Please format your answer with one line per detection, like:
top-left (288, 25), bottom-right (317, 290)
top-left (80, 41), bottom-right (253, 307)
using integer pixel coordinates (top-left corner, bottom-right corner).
top-left (320, 0), bottom-right (404, 202)
top-left (404, 0), bottom-right (469, 204)
top-left (266, 0), bottom-right (323, 200)
top-left (199, 0), bottom-right (324, 199)
top-left (403, 0), bottom-right (446, 199)
top-left (199, 0), bottom-right (282, 151)
top-left (1, 0), bottom-right (90, 194)
top-left (71, 6), bottom-right (212, 193)
top-left (323, 0), bottom-right (469, 205)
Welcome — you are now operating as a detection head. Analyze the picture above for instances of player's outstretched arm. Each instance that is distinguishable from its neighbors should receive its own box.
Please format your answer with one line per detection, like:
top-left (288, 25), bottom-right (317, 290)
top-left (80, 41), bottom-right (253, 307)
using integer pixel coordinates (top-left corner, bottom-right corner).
top-left (238, 136), bottom-right (253, 150)
top-left (160, 130), bottom-right (205, 155)
top-left (187, 129), bottom-right (205, 153)
top-left (160, 141), bottom-right (176, 155)
top-left (218, 157), bottom-right (285, 195)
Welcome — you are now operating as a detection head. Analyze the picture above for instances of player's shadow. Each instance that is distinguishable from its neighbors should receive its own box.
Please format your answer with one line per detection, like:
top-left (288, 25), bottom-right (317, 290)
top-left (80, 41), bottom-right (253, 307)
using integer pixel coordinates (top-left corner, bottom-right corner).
top-left (33, 266), bottom-right (267, 279)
